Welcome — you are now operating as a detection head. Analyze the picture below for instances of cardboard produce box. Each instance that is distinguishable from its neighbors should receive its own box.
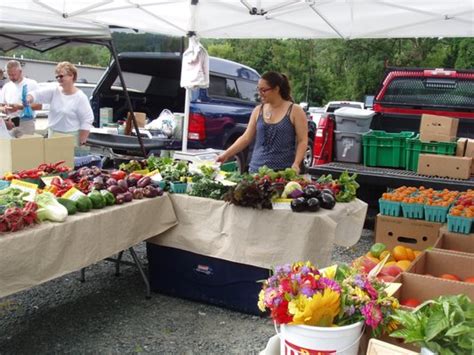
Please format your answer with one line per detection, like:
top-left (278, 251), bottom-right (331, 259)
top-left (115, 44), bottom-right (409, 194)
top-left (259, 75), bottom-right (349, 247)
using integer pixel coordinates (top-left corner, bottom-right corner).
top-left (434, 225), bottom-right (474, 256)
top-left (456, 137), bottom-right (467, 156)
top-left (407, 250), bottom-right (474, 293)
top-left (0, 135), bottom-right (44, 176)
top-left (465, 138), bottom-right (474, 175)
top-left (417, 153), bottom-right (472, 179)
top-left (375, 214), bottom-right (442, 251)
top-left (366, 338), bottom-right (418, 355)
top-left (44, 133), bottom-right (75, 169)
top-left (419, 114), bottom-right (458, 143)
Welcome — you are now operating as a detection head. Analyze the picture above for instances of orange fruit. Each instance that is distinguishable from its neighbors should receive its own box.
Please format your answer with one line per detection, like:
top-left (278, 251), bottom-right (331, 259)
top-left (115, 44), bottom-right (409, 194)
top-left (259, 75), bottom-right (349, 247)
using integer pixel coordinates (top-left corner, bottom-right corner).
top-left (413, 251), bottom-right (422, 259)
top-left (379, 250), bottom-right (394, 262)
top-left (463, 276), bottom-right (474, 283)
top-left (396, 260), bottom-right (412, 271)
top-left (405, 248), bottom-right (416, 261)
top-left (367, 256), bottom-right (382, 265)
top-left (393, 246), bottom-right (408, 261)
top-left (439, 273), bottom-right (461, 281)
top-left (385, 261), bottom-right (397, 267)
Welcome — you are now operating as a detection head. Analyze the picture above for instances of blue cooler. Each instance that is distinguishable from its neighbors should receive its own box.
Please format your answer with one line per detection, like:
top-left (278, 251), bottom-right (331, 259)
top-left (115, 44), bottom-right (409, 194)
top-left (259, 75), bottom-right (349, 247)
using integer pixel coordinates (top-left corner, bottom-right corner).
top-left (146, 243), bottom-right (270, 315)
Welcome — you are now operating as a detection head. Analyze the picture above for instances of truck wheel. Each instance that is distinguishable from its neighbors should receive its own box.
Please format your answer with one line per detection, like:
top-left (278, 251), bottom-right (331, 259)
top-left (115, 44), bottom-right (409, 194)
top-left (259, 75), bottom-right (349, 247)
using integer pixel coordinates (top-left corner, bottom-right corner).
top-left (302, 138), bottom-right (314, 173)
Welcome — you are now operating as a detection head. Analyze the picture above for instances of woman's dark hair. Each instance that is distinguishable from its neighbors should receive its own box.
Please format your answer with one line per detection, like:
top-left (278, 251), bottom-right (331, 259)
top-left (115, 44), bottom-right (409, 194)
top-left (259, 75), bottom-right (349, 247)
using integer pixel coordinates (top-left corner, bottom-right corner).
top-left (261, 71), bottom-right (293, 102)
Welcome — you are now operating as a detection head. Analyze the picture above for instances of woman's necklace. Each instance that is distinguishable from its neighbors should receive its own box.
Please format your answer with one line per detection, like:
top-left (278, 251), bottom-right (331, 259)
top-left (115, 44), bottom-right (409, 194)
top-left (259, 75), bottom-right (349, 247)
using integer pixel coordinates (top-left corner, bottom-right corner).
top-left (264, 102), bottom-right (285, 122)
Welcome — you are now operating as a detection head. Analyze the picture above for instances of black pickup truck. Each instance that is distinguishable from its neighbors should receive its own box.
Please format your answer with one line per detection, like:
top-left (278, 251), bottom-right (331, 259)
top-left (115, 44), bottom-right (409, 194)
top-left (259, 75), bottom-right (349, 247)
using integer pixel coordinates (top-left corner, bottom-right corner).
top-left (308, 68), bottom-right (474, 208)
top-left (87, 52), bottom-right (316, 172)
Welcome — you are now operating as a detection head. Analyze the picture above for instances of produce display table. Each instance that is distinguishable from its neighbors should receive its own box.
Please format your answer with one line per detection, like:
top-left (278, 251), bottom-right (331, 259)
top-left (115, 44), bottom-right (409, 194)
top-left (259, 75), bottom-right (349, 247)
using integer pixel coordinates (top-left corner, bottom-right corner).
top-left (149, 194), bottom-right (368, 269)
top-left (0, 195), bottom-right (178, 299)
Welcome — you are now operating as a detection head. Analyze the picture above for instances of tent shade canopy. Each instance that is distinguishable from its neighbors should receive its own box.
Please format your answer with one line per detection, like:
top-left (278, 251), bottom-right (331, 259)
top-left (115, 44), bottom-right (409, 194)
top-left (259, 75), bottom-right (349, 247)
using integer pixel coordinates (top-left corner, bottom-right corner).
top-left (0, 7), bottom-right (111, 52)
top-left (2, 0), bottom-right (473, 40)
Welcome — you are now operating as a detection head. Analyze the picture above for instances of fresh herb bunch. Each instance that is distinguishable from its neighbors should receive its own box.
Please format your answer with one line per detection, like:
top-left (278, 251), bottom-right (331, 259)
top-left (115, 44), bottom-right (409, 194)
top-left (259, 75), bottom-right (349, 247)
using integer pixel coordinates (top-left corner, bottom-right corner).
top-left (0, 188), bottom-right (28, 214)
top-left (119, 159), bottom-right (147, 173)
top-left (188, 176), bottom-right (229, 200)
top-left (147, 156), bottom-right (189, 182)
top-left (224, 179), bottom-right (275, 209)
top-left (390, 294), bottom-right (474, 355)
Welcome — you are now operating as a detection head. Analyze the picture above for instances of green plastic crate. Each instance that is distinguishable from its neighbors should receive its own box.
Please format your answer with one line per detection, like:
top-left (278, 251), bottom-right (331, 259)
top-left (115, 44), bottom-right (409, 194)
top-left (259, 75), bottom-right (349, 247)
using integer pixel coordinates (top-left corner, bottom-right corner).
top-left (405, 137), bottom-right (457, 171)
top-left (378, 199), bottom-right (401, 216)
top-left (424, 205), bottom-right (449, 223)
top-left (363, 131), bottom-right (416, 168)
top-left (221, 161), bottom-right (238, 172)
top-left (447, 214), bottom-right (473, 234)
top-left (170, 182), bottom-right (187, 194)
top-left (401, 202), bottom-right (424, 219)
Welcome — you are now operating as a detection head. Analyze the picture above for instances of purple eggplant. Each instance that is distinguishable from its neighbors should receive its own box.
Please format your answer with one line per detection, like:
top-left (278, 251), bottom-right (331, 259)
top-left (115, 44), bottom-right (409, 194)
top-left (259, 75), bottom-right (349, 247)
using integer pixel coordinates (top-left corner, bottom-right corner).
top-left (132, 188), bottom-right (144, 199)
top-left (122, 191), bottom-right (133, 202)
top-left (115, 193), bottom-right (125, 204)
top-left (137, 176), bottom-right (152, 188)
top-left (107, 185), bottom-right (122, 196)
top-left (106, 177), bottom-right (117, 187)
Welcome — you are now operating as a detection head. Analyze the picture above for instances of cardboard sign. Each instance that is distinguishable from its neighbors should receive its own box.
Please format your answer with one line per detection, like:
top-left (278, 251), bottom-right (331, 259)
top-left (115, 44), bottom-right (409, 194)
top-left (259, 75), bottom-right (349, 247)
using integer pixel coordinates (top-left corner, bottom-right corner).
top-left (62, 187), bottom-right (86, 201)
top-left (9, 179), bottom-right (37, 201)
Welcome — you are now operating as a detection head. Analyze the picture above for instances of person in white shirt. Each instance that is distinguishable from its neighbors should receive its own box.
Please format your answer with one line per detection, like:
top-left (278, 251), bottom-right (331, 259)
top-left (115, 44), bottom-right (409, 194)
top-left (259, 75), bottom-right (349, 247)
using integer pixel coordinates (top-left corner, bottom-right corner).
top-left (28, 61), bottom-right (94, 151)
top-left (0, 60), bottom-right (42, 135)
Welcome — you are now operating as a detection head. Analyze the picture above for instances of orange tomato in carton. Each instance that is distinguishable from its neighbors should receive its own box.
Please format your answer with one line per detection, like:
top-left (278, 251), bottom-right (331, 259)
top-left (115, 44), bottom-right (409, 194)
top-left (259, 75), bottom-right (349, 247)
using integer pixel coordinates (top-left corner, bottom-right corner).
top-left (400, 298), bottom-right (421, 308)
top-left (405, 248), bottom-right (416, 261)
top-left (396, 260), bottom-right (412, 271)
top-left (393, 246), bottom-right (408, 261)
top-left (464, 276), bottom-right (474, 283)
top-left (439, 273), bottom-right (461, 281)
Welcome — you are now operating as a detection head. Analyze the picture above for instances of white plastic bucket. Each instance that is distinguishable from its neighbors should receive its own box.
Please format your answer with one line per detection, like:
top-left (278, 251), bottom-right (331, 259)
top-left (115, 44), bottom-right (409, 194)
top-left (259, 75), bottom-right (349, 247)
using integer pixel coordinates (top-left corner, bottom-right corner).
top-left (279, 321), bottom-right (364, 355)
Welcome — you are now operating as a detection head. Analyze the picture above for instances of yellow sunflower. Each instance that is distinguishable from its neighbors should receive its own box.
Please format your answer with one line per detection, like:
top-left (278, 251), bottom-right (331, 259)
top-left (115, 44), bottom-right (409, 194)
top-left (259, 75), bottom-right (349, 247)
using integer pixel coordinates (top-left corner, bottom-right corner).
top-left (288, 288), bottom-right (341, 326)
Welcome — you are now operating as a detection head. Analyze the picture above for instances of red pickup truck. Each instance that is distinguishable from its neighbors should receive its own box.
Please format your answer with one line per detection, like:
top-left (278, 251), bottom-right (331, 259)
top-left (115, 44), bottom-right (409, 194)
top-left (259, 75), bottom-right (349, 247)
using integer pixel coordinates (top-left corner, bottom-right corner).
top-left (309, 67), bottom-right (474, 210)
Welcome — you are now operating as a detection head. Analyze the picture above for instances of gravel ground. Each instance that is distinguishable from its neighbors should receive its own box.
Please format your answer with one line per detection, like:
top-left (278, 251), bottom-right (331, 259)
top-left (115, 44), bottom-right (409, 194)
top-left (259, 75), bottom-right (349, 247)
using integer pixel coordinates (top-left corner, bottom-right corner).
top-left (0, 229), bottom-right (373, 354)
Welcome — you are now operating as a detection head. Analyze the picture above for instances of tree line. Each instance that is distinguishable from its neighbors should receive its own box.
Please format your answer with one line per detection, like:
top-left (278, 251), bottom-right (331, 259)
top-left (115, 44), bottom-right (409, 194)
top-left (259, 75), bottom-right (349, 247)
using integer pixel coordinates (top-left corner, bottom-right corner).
top-left (3, 33), bottom-right (473, 106)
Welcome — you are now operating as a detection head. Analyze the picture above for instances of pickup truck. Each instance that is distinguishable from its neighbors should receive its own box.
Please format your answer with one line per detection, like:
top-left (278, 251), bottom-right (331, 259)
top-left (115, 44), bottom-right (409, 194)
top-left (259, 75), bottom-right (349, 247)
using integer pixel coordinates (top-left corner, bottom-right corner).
top-left (308, 67), bottom-right (474, 209)
top-left (87, 52), bottom-right (316, 171)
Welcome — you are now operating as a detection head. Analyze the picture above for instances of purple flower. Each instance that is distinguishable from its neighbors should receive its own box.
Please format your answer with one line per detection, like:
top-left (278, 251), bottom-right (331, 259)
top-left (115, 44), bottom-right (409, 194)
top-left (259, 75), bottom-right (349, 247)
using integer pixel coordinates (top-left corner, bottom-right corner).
top-left (354, 275), bottom-right (365, 288)
top-left (300, 265), bottom-right (310, 275)
top-left (300, 286), bottom-right (315, 297)
top-left (344, 305), bottom-right (356, 316)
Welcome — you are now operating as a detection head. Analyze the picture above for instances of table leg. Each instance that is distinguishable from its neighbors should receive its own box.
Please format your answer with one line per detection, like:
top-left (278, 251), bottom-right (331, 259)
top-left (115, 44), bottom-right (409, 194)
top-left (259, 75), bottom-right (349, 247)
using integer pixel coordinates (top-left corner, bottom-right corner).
top-left (115, 251), bottom-right (124, 276)
top-left (80, 268), bottom-right (86, 283)
top-left (128, 247), bottom-right (151, 299)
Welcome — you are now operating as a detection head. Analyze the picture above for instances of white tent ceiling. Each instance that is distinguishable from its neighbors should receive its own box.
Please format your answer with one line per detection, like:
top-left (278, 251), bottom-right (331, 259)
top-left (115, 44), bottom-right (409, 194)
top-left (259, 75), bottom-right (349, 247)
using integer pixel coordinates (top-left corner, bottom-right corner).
top-left (0, 7), bottom-right (111, 51)
top-left (2, 0), bottom-right (473, 40)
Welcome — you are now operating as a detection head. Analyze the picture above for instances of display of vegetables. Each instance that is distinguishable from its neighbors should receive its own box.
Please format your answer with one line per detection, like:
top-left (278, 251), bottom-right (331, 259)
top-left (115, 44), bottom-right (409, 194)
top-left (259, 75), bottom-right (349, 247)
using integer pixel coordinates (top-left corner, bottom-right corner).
top-left (224, 179), bottom-right (275, 210)
top-left (289, 184), bottom-right (336, 212)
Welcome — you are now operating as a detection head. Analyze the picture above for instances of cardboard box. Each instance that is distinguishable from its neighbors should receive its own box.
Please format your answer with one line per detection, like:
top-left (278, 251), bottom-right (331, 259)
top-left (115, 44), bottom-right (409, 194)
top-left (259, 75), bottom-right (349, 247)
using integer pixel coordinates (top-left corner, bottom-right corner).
top-left (456, 137), bottom-right (467, 156)
top-left (395, 271), bottom-right (474, 303)
top-left (99, 107), bottom-right (113, 127)
top-left (375, 214), bottom-right (442, 251)
top-left (0, 135), bottom-right (44, 176)
top-left (464, 138), bottom-right (474, 175)
top-left (44, 133), bottom-right (75, 169)
top-left (407, 250), bottom-right (474, 292)
top-left (366, 338), bottom-right (418, 355)
top-left (434, 225), bottom-right (474, 256)
top-left (419, 114), bottom-right (458, 142)
top-left (417, 153), bottom-right (472, 179)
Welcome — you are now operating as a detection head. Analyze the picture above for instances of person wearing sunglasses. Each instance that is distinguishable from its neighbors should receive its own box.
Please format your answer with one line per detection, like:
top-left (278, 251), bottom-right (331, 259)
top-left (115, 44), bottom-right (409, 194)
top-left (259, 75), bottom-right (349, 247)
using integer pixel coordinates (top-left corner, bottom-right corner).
top-left (27, 61), bottom-right (93, 154)
top-left (216, 71), bottom-right (308, 174)
top-left (0, 60), bottom-right (41, 135)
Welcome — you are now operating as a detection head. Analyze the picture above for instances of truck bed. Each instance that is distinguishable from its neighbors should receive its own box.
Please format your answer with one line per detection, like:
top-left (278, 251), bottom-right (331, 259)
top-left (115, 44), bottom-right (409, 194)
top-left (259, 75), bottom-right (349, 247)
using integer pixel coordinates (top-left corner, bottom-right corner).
top-left (308, 162), bottom-right (474, 190)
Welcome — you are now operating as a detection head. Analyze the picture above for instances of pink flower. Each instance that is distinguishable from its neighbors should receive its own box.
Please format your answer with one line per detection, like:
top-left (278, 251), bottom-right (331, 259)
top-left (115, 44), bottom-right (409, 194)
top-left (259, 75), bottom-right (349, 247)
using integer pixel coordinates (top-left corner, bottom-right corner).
top-left (364, 280), bottom-right (378, 300)
top-left (361, 302), bottom-right (383, 329)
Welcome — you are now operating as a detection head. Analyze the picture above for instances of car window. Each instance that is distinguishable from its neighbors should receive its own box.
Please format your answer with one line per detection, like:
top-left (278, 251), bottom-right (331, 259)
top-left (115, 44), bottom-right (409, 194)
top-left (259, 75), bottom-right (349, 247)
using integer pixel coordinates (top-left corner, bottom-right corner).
top-left (112, 72), bottom-right (152, 93)
top-left (382, 77), bottom-right (473, 108)
top-left (208, 75), bottom-right (240, 99)
top-left (236, 80), bottom-right (259, 102)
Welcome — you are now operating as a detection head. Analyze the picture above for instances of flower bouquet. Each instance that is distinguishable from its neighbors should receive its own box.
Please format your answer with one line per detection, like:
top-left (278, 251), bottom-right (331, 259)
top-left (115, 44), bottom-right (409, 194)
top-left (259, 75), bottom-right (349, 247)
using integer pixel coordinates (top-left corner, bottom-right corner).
top-left (258, 262), bottom-right (399, 353)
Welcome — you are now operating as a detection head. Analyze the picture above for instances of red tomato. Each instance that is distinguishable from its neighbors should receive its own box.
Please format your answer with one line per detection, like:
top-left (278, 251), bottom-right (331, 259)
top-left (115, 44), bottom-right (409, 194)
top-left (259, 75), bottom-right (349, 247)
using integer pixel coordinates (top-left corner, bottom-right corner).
top-left (401, 298), bottom-right (421, 308)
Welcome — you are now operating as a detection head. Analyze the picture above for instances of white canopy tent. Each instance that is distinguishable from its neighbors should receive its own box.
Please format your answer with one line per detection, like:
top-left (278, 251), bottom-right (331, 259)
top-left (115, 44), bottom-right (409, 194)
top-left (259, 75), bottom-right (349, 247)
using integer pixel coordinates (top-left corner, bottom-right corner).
top-left (2, 0), bottom-right (473, 152)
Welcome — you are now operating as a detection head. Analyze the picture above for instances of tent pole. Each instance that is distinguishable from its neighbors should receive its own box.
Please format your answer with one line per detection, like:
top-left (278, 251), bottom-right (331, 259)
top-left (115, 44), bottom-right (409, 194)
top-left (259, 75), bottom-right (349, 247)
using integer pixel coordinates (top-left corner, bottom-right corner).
top-left (181, 88), bottom-right (191, 152)
top-left (108, 40), bottom-right (147, 158)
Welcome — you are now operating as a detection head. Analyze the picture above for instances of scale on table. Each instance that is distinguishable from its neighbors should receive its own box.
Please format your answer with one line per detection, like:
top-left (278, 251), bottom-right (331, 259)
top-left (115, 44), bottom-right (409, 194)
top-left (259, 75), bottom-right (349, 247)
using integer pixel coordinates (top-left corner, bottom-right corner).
top-left (172, 148), bottom-right (224, 163)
